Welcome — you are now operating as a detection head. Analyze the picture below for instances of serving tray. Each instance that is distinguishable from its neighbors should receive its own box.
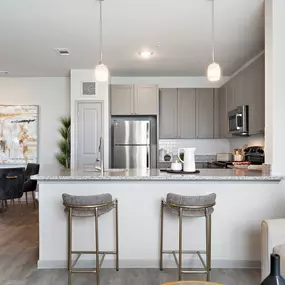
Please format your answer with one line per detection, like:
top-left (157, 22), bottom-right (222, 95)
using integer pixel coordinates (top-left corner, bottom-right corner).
top-left (161, 169), bottom-right (200, 174)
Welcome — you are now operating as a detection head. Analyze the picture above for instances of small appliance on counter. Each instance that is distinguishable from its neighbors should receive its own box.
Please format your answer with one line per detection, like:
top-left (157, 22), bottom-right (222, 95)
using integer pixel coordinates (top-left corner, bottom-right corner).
top-left (233, 149), bottom-right (244, 161)
top-left (244, 146), bottom-right (264, 165)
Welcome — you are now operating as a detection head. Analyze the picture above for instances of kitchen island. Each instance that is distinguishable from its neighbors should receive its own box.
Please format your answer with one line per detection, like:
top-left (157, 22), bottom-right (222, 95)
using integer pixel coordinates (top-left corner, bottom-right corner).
top-left (34, 167), bottom-right (283, 270)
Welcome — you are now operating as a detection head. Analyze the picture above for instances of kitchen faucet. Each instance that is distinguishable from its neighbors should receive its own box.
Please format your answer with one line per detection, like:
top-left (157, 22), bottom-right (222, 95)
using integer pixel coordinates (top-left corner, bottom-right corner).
top-left (96, 137), bottom-right (104, 175)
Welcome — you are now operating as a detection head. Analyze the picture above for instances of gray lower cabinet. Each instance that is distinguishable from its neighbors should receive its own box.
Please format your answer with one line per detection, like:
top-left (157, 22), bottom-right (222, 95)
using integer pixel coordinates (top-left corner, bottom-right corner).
top-left (159, 89), bottom-right (178, 139)
top-left (195, 89), bottom-right (214, 139)
top-left (178, 89), bottom-right (196, 139)
top-left (110, 84), bottom-right (158, 115)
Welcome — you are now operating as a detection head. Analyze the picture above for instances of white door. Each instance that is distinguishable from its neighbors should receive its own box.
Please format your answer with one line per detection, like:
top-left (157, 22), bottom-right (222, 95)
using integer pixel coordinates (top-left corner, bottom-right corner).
top-left (76, 102), bottom-right (103, 169)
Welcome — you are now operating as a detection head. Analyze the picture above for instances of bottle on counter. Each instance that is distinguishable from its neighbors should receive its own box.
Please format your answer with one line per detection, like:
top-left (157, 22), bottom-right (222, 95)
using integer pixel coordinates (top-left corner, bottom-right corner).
top-left (261, 254), bottom-right (285, 285)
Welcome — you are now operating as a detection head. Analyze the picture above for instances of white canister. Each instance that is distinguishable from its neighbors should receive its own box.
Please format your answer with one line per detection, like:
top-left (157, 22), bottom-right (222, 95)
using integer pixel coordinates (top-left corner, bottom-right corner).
top-left (171, 162), bottom-right (182, 171)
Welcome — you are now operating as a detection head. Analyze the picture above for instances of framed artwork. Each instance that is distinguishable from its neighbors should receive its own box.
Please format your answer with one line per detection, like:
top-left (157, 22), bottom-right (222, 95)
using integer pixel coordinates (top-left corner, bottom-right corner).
top-left (0, 105), bottom-right (39, 164)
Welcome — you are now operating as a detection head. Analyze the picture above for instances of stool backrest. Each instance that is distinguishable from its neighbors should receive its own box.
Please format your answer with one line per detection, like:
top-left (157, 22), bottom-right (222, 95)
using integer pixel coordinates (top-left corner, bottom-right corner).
top-left (0, 167), bottom-right (25, 200)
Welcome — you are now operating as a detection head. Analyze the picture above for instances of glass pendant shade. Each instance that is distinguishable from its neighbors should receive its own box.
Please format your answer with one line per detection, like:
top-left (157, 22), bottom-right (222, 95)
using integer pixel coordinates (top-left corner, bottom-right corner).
top-left (94, 63), bottom-right (109, 82)
top-left (207, 62), bottom-right (221, 82)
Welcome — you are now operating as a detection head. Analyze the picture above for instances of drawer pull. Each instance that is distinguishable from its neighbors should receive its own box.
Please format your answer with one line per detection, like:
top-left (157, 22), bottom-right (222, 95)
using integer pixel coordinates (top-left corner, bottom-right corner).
top-left (6, 175), bottom-right (18, 179)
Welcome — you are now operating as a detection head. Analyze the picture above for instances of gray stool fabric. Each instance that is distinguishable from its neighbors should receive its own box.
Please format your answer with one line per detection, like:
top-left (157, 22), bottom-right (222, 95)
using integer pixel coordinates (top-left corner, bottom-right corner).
top-left (165, 192), bottom-right (216, 217)
top-left (62, 193), bottom-right (113, 217)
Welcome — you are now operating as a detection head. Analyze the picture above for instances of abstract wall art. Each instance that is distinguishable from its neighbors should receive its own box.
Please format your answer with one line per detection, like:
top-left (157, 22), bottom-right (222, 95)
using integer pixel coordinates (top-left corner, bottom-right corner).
top-left (0, 105), bottom-right (39, 164)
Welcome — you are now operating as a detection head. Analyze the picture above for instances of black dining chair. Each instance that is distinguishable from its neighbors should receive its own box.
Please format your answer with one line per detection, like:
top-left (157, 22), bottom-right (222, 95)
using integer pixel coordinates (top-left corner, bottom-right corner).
top-left (23, 163), bottom-right (40, 208)
top-left (0, 167), bottom-right (25, 212)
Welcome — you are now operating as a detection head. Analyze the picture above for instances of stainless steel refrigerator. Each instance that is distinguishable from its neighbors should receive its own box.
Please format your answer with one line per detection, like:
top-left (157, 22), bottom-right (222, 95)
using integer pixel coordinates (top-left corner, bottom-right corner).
top-left (112, 119), bottom-right (154, 169)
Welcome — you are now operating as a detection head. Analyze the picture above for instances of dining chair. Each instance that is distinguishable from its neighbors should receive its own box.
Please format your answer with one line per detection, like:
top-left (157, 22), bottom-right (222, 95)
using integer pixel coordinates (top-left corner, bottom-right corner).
top-left (0, 167), bottom-right (25, 212)
top-left (23, 163), bottom-right (40, 208)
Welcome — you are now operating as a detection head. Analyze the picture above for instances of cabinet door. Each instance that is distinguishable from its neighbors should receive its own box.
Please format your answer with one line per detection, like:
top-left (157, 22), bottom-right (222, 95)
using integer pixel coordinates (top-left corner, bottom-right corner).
top-left (213, 89), bottom-right (220, 138)
top-left (135, 85), bottom-right (158, 115)
top-left (110, 85), bottom-right (134, 115)
top-left (218, 86), bottom-right (227, 138)
top-left (178, 88), bottom-right (196, 139)
top-left (76, 102), bottom-right (102, 169)
top-left (195, 89), bottom-right (214, 139)
top-left (250, 56), bottom-right (265, 135)
top-left (159, 89), bottom-right (178, 139)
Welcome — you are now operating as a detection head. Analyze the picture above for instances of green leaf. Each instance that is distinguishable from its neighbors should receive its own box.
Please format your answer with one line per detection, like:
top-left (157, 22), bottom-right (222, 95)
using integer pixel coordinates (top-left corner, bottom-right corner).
top-left (55, 116), bottom-right (71, 169)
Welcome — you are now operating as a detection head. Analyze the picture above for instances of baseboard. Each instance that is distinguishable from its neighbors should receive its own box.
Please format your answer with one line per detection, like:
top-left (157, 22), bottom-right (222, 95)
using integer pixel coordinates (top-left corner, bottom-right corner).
top-left (37, 259), bottom-right (261, 269)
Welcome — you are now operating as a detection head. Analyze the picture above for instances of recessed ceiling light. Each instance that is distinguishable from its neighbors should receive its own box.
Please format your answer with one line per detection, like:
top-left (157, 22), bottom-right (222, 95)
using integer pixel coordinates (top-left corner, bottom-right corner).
top-left (55, 48), bottom-right (70, 55)
top-left (139, 51), bottom-right (153, 58)
top-left (0, 71), bottom-right (10, 75)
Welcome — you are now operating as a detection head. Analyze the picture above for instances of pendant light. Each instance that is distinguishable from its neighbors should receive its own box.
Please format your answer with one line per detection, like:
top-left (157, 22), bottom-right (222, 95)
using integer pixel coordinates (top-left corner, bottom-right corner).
top-left (207, 0), bottom-right (221, 82)
top-left (94, 0), bottom-right (109, 82)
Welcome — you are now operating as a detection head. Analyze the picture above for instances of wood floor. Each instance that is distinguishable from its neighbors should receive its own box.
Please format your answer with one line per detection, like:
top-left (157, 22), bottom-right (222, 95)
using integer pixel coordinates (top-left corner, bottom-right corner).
top-left (0, 205), bottom-right (261, 285)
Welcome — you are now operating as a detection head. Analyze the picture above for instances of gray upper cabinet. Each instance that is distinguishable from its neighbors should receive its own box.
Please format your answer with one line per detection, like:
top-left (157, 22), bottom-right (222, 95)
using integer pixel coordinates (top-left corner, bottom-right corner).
top-left (218, 86), bottom-right (228, 138)
top-left (178, 88), bottom-right (196, 139)
top-left (159, 89), bottom-right (178, 139)
top-left (135, 85), bottom-right (158, 115)
top-left (110, 84), bottom-right (158, 115)
top-left (195, 89), bottom-right (214, 139)
top-left (110, 85), bottom-right (133, 115)
top-left (219, 54), bottom-right (265, 137)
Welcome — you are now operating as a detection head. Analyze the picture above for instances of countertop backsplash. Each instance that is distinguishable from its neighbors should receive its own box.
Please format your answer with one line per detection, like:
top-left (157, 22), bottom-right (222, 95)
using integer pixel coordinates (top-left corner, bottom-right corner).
top-left (159, 139), bottom-right (230, 158)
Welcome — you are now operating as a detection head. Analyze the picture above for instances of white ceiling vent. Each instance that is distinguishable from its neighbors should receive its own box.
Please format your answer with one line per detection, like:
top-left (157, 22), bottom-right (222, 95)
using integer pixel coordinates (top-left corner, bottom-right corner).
top-left (55, 48), bottom-right (70, 55)
top-left (82, 82), bottom-right (96, 96)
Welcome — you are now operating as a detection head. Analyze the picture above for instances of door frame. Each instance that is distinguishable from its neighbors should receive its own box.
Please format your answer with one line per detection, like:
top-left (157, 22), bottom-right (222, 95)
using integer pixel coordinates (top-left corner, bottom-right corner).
top-left (74, 100), bottom-right (104, 169)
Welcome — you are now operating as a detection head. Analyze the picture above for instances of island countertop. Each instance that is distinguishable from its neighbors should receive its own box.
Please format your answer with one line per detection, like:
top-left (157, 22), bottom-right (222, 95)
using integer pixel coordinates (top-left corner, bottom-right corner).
top-left (32, 167), bottom-right (281, 181)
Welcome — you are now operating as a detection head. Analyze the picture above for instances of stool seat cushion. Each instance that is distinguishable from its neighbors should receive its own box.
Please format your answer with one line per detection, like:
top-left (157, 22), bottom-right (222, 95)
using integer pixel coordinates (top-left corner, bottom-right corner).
top-left (165, 192), bottom-right (216, 217)
top-left (62, 193), bottom-right (113, 217)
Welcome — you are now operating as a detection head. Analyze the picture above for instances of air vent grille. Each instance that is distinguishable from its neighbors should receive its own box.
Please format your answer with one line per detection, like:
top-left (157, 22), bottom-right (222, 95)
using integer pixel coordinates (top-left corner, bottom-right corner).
top-left (82, 82), bottom-right (96, 96)
top-left (55, 48), bottom-right (70, 55)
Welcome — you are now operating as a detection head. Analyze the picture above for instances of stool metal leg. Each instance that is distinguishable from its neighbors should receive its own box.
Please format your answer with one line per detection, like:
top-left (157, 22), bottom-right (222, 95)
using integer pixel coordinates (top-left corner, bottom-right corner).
top-left (160, 200), bottom-right (164, 271)
top-left (115, 199), bottom-right (119, 271)
top-left (95, 207), bottom-right (100, 285)
top-left (68, 208), bottom-right (72, 285)
top-left (205, 209), bottom-right (212, 281)
top-left (178, 207), bottom-right (183, 281)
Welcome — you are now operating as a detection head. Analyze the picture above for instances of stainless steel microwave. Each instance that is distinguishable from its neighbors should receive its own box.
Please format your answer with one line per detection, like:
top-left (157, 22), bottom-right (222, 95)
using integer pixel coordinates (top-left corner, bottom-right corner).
top-left (228, 105), bottom-right (249, 136)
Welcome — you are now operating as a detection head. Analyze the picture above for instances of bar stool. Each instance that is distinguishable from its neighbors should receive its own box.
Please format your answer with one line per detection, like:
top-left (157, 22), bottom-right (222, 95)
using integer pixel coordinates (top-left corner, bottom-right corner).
top-left (160, 193), bottom-right (216, 281)
top-left (62, 193), bottom-right (119, 285)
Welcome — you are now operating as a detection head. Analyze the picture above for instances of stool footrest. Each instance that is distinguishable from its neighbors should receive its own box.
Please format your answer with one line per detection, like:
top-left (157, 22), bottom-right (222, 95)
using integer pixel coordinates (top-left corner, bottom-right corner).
top-left (71, 269), bottom-right (97, 273)
top-left (162, 250), bottom-right (206, 254)
top-left (182, 269), bottom-right (208, 274)
top-left (71, 250), bottom-right (116, 255)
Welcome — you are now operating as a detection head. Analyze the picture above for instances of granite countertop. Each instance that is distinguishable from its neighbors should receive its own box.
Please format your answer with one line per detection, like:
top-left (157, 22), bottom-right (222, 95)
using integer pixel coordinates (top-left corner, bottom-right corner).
top-left (32, 166), bottom-right (281, 181)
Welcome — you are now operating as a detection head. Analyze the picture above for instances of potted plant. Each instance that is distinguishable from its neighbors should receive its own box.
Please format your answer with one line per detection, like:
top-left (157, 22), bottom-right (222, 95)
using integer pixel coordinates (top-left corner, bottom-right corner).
top-left (56, 116), bottom-right (71, 169)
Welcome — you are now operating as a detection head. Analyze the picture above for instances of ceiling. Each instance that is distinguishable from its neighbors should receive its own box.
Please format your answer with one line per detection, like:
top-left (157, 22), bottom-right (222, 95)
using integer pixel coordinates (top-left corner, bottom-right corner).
top-left (0, 0), bottom-right (264, 77)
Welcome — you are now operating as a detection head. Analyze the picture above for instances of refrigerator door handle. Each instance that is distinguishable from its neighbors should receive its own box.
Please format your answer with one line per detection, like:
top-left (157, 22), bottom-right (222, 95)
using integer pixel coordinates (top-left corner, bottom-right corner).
top-left (147, 146), bottom-right (150, 169)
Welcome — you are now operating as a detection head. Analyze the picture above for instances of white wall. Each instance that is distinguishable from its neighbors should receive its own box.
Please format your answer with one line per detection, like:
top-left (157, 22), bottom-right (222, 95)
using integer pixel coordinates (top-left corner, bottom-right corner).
top-left (265, 0), bottom-right (285, 175)
top-left (70, 70), bottom-right (109, 169)
top-left (111, 76), bottom-right (230, 88)
top-left (0, 77), bottom-right (70, 170)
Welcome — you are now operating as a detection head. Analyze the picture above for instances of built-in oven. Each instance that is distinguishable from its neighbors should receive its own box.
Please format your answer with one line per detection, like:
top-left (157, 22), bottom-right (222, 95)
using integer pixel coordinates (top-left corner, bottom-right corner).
top-left (228, 105), bottom-right (249, 136)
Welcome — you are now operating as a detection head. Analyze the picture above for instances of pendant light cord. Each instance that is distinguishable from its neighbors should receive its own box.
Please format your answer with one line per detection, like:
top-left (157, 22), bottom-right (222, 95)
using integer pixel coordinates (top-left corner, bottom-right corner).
top-left (211, 0), bottom-right (215, 63)
top-left (99, 0), bottom-right (103, 63)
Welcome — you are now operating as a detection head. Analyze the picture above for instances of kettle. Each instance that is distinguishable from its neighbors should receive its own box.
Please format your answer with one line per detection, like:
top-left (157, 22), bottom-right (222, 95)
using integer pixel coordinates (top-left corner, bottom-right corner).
top-left (178, 148), bottom-right (196, 172)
